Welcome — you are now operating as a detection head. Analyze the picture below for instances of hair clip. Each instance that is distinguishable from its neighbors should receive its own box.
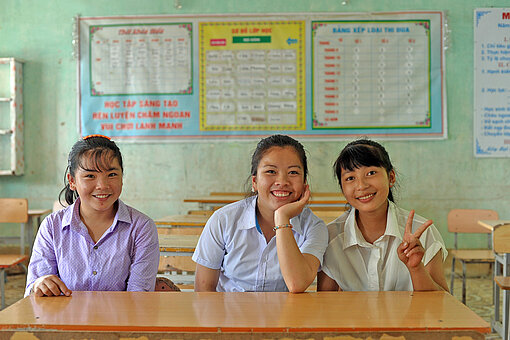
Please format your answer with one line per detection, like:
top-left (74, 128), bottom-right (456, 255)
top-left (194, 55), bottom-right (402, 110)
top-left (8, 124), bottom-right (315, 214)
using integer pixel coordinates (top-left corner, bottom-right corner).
top-left (83, 134), bottom-right (111, 140)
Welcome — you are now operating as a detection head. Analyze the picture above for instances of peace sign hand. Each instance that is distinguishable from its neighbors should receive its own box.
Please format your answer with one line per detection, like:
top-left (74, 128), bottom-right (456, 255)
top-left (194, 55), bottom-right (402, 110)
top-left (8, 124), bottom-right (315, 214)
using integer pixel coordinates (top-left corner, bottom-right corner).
top-left (397, 210), bottom-right (433, 270)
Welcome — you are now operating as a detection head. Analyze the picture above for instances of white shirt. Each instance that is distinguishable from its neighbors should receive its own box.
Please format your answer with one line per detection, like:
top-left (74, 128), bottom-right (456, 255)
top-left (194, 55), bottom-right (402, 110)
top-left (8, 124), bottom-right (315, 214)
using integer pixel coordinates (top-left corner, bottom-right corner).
top-left (321, 201), bottom-right (447, 291)
top-left (192, 196), bottom-right (328, 292)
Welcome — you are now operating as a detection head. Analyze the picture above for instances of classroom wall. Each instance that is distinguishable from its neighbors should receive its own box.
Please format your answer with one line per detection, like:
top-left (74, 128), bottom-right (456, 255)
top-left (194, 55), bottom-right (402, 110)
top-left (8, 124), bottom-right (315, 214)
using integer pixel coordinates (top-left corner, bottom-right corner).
top-left (1, 0), bottom-right (509, 248)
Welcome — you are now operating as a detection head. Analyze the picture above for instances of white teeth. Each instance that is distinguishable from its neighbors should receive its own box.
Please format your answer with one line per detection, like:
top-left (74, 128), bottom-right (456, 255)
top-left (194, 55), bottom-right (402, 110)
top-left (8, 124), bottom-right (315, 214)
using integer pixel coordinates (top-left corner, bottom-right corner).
top-left (273, 192), bottom-right (290, 197)
top-left (95, 194), bottom-right (109, 198)
top-left (358, 193), bottom-right (374, 200)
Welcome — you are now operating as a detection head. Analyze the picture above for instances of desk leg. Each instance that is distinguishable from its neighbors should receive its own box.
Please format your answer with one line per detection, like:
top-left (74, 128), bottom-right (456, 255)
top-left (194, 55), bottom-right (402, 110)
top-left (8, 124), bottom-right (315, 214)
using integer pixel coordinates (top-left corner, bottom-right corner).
top-left (0, 268), bottom-right (5, 310)
top-left (495, 258), bottom-right (502, 330)
top-left (504, 253), bottom-right (510, 340)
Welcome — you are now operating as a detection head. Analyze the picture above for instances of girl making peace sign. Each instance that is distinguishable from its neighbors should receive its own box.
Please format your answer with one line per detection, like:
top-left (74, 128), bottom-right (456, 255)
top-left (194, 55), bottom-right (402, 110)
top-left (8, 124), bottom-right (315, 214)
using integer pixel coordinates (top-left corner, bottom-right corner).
top-left (318, 139), bottom-right (448, 292)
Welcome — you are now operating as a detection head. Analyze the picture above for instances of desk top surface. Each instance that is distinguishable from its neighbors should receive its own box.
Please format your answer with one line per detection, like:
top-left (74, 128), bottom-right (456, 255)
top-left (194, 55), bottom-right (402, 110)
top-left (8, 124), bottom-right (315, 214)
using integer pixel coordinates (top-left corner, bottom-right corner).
top-left (0, 291), bottom-right (489, 333)
top-left (184, 195), bottom-right (347, 205)
top-left (478, 219), bottom-right (510, 231)
top-left (159, 234), bottom-right (199, 252)
top-left (156, 212), bottom-right (341, 226)
top-left (155, 214), bottom-right (209, 226)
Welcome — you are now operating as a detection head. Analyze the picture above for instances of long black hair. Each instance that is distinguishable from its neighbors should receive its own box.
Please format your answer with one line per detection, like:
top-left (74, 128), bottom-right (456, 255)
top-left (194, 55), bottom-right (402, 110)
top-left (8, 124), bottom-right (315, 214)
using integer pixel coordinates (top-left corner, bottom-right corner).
top-left (333, 138), bottom-right (396, 202)
top-left (247, 134), bottom-right (308, 194)
top-left (59, 136), bottom-right (123, 206)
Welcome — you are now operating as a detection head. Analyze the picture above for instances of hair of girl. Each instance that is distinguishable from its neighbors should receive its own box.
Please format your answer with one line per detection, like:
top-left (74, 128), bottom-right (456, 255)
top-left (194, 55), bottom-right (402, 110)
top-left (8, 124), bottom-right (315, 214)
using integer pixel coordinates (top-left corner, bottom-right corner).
top-left (245, 134), bottom-right (309, 195)
top-left (59, 136), bottom-right (123, 206)
top-left (333, 138), bottom-right (396, 202)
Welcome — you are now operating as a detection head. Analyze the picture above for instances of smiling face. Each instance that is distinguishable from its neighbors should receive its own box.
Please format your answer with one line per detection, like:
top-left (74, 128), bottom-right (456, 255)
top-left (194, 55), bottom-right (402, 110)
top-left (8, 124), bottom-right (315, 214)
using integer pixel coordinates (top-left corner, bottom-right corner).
top-left (340, 165), bottom-right (395, 216)
top-left (68, 150), bottom-right (123, 218)
top-left (252, 146), bottom-right (306, 217)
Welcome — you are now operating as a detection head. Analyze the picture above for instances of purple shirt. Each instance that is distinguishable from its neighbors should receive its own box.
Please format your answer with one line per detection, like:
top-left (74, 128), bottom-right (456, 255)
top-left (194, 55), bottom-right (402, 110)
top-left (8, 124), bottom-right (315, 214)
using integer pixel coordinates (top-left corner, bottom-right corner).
top-left (25, 198), bottom-right (160, 296)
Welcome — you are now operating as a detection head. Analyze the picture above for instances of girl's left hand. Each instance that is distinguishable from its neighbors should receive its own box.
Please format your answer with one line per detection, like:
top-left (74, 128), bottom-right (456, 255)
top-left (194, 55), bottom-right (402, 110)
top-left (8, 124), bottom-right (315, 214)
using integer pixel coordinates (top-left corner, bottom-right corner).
top-left (397, 210), bottom-right (433, 269)
top-left (274, 185), bottom-right (311, 224)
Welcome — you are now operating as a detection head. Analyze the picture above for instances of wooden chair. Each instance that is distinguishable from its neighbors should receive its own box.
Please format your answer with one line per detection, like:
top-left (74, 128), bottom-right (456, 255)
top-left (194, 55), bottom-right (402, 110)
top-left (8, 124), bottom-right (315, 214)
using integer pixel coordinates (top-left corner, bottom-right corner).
top-left (155, 277), bottom-right (180, 291)
top-left (492, 224), bottom-right (510, 340)
top-left (448, 209), bottom-right (498, 304)
top-left (0, 199), bottom-right (29, 309)
top-left (52, 200), bottom-right (68, 212)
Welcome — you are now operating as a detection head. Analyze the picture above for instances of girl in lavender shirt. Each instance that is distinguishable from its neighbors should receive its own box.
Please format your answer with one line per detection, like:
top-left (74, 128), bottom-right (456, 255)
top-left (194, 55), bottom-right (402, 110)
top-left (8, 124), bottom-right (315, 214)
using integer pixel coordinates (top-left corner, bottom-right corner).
top-left (25, 135), bottom-right (160, 297)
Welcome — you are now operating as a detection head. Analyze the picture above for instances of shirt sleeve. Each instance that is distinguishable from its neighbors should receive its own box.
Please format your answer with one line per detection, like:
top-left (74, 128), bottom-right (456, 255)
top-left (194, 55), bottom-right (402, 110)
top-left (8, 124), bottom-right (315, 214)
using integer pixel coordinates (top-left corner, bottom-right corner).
top-left (192, 211), bottom-right (225, 270)
top-left (126, 218), bottom-right (160, 292)
top-left (420, 224), bottom-right (448, 266)
top-left (297, 211), bottom-right (329, 267)
top-left (25, 216), bottom-right (58, 297)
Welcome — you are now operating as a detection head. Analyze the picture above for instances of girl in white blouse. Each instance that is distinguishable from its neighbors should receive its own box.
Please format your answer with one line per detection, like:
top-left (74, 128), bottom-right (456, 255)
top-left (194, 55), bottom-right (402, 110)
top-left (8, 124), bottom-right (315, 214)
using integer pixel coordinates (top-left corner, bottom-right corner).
top-left (318, 139), bottom-right (448, 292)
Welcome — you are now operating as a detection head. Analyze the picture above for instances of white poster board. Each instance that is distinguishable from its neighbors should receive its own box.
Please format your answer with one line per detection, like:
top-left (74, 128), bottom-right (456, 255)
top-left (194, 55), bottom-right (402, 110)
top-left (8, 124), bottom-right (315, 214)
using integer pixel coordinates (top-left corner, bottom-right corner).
top-left (474, 8), bottom-right (510, 157)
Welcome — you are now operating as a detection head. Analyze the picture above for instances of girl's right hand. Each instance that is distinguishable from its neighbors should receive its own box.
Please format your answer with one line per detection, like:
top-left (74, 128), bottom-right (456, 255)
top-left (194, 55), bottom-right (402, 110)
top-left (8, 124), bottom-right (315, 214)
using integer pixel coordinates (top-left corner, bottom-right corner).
top-left (274, 185), bottom-right (311, 225)
top-left (397, 210), bottom-right (433, 269)
top-left (32, 275), bottom-right (72, 297)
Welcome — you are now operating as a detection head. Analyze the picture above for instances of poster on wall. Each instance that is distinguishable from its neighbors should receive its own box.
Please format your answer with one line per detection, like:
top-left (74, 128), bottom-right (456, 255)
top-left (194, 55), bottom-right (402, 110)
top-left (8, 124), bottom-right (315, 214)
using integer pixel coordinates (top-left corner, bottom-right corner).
top-left (474, 8), bottom-right (510, 157)
top-left (78, 12), bottom-right (446, 141)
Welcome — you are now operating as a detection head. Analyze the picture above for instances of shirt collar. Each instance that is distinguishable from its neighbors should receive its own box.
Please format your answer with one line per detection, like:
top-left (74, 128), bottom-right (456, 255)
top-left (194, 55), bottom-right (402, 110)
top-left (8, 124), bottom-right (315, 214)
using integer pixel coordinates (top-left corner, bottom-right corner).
top-left (343, 200), bottom-right (400, 249)
top-left (61, 197), bottom-right (131, 229)
top-left (236, 195), bottom-right (304, 235)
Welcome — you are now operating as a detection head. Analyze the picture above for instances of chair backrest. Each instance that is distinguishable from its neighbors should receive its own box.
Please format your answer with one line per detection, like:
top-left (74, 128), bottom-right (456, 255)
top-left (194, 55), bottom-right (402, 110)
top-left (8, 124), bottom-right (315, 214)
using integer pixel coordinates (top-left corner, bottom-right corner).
top-left (155, 277), bottom-right (181, 292)
top-left (447, 209), bottom-right (499, 234)
top-left (0, 198), bottom-right (28, 223)
top-left (52, 200), bottom-right (68, 212)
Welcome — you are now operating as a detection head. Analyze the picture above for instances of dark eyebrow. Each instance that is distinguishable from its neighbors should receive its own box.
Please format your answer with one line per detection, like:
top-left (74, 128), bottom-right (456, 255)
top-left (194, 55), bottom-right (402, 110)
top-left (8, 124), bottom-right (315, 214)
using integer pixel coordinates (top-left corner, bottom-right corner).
top-left (262, 164), bottom-right (302, 169)
top-left (81, 166), bottom-right (120, 172)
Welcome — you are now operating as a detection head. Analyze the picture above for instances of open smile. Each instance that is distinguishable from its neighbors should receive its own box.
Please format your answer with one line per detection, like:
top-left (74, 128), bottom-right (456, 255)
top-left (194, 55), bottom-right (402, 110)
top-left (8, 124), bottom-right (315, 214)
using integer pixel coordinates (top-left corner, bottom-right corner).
top-left (357, 193), bottom-right (375, 201)
top-left (93, 194), bottom-right (111, 199)
top-left (271, 190), bottom-right (291, 198)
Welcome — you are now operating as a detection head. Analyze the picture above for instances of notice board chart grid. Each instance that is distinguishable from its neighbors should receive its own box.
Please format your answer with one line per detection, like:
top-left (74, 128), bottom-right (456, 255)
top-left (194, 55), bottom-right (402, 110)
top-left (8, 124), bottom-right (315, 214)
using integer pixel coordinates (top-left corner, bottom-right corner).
top-left (89, 23), bottom-right (193, 96)
top-left (199, 20), bottom-right (306, 131)
top-left (312, 20), bottom-right (432, 130)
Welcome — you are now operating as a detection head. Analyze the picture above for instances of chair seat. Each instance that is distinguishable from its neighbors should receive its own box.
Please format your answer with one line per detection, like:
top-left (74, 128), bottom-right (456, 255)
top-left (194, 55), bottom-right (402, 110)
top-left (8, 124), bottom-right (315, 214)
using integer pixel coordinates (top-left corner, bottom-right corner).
top-left (495, 276), bottom-right (510, 290)
top-left (0, 254), bottom-right (28, 268)
top-left (450, 249), bottom-right (494, 262)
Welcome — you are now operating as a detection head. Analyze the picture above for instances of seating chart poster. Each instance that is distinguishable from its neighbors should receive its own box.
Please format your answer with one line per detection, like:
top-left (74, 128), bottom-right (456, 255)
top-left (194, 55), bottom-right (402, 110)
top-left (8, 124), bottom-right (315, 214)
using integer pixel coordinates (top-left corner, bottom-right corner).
top-left (78, 12), bottom-right (446, 141)
top-left (474, 8), bottom-right (510, 157)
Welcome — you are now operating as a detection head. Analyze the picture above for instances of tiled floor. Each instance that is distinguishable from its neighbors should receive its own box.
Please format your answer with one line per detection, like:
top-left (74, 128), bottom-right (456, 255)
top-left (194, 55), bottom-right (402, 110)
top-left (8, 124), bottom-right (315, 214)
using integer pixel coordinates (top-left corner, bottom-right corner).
top-left (0, 272), bottom-right (505, 339)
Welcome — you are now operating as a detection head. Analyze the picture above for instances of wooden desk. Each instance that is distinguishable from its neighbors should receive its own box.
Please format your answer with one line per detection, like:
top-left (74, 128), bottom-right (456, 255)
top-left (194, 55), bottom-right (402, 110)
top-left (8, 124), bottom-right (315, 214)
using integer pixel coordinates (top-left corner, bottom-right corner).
top-left (0, 255), bottom-right (27, 310)
top-left (184, 194), bottom-right (348, 209)
top-left (159, 234), bottom-right (198, 256)
top-left (0, 291), bottom-right (490, 339)
top-left (478, 219), bottom-right (510, 339)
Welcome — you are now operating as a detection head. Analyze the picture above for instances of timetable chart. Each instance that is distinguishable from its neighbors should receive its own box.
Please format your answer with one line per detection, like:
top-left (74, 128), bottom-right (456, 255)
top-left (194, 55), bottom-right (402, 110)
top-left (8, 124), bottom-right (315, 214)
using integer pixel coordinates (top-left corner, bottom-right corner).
top-left (312, 21), bottom-right (431, 129)
top-left (90, 23), bottom-right (192, 95)
top-left (199, 21), bottom-right (306, 131)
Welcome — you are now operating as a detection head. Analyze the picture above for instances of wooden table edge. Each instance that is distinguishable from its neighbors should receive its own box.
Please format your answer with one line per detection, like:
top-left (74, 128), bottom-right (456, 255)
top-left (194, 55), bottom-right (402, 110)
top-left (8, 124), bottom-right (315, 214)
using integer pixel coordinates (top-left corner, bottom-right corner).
top-left (0, 324), bottom-right (491, 334)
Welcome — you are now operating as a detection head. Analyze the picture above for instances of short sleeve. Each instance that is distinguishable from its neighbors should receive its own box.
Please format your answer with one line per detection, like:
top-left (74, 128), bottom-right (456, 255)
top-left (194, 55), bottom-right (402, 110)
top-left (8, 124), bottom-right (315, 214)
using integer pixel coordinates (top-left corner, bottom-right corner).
top-left (297, 211), bottom-right (329, 266)
top-left (420, 224), bottom-right (448, 265)
top-left (192, 211), bottom-right (226, 270)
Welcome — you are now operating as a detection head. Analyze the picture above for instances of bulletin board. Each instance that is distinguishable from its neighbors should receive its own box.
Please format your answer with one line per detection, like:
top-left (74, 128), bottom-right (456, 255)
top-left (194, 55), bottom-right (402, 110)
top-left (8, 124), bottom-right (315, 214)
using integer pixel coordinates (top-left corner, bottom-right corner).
top-left (77, 11), bottom-right (446, 141)
top-left (474, 8), bottom-right (510, 157)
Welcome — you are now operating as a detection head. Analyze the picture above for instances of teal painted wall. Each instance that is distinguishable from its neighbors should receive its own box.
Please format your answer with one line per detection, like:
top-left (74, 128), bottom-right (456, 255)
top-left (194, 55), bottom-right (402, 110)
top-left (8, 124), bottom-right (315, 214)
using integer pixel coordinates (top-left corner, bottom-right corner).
top-left (1, 0), bottom-right (509, 248)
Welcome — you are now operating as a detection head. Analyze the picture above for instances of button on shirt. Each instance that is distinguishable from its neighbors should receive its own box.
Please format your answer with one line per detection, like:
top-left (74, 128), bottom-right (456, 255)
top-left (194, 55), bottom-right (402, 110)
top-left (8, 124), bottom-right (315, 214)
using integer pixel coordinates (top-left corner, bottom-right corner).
top-left (192, 196), bottom-right (328, 292)
top-left (25, 198), bottom-right (160, 296)
top-left (321, 201), bottom-right (447, 291)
